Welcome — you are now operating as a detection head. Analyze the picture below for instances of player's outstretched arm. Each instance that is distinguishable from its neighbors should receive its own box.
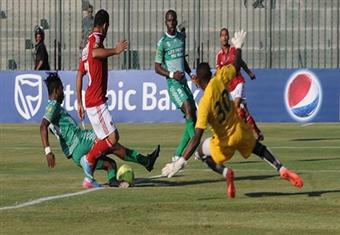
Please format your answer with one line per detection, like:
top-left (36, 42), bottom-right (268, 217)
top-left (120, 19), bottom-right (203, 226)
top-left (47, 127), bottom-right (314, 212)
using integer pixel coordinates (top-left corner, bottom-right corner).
top-left (231, 29), bottom-right (247, 71)
top-left (40, 118), bottom-right (56, 168)
top-left (241, 59), bottom-right (255, 80)
top-left (162, 128), bottom-right (204, 178)
top-left (76, 70), bottom-right (85, 121)
top-left (182, 128), bottom-right (204, 161)
top-left (92, 40), bottom-right (128, 59)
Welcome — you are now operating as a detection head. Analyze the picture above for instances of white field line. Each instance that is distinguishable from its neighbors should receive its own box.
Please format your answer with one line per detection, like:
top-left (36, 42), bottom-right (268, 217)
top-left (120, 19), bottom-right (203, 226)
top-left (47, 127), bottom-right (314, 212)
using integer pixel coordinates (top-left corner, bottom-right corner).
top-left (0, 174), bottom-right (164, 211)
top-left (0, 188), bottom-right (103, 211)
top-left (2, 146), bottom-right (340, 150)
top-left (184, 168), bottom-right (340, 173)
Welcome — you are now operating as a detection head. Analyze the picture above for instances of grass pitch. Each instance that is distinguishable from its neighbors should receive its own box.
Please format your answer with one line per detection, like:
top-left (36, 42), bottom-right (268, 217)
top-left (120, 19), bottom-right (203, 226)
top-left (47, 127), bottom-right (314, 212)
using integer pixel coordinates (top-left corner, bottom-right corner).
top-left (0, 123), bottom-right (339, 235)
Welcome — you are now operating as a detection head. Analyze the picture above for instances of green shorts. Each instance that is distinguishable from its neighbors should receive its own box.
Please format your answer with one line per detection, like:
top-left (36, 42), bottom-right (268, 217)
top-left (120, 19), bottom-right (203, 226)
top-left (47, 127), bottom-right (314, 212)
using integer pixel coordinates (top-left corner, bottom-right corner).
top-left (167, 78), bottom-right (196, 110)
top-left (71, 129), bottom-right (105, 170)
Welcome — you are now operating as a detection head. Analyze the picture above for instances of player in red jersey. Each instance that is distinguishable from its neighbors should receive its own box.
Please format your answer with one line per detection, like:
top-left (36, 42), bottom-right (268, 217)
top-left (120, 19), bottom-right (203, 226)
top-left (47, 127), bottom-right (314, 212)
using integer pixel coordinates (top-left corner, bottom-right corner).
top-left (76, 9), bottom-right (160, 183)
top-left (216, 28), bottom-right (264, 141)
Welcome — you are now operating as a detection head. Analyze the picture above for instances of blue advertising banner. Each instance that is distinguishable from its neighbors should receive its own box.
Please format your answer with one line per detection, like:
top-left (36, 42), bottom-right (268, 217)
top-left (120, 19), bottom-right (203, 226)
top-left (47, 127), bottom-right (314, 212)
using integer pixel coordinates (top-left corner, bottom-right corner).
top-left (0, 69), bottom-right (339, 123)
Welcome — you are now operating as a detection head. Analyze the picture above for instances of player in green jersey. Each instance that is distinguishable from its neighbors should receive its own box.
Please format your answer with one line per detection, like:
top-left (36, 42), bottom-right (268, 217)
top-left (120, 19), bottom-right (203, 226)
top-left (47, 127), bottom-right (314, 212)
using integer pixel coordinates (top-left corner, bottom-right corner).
top-left (155, 9), bottom-right (197, 162)
top-left (40, 72), bottom-right (160, 188)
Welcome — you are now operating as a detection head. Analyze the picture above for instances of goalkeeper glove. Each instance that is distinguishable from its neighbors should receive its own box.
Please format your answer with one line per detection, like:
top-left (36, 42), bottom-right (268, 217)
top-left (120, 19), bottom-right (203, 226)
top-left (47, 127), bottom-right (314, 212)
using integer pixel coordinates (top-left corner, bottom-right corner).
top-left (161, 157), bottom-right (187, 178)
top-left (231, 29), bottom-right (247, 49)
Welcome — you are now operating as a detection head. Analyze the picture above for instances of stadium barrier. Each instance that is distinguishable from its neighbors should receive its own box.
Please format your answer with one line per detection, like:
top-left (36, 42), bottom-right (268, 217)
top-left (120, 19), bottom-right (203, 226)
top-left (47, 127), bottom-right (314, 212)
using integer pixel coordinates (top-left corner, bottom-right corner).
top-left (0, 69), bottom-right (339, 123)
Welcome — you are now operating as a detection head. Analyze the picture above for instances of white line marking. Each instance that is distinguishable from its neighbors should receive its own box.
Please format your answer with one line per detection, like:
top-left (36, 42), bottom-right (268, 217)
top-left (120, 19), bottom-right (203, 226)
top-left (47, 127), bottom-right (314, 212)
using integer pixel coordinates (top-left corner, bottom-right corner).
top-left (271, 146), bottom-right (340, 149)
top-left (184, 169), bottom-right (340, 173)
top-left (301, 122), bottom-right (314, 127)
top-left (0, 175), bottom-right (165, 211)
top-left (3, 146), bottom-right (340, 150)
top-left (0, 188), bottom-right (103, 211)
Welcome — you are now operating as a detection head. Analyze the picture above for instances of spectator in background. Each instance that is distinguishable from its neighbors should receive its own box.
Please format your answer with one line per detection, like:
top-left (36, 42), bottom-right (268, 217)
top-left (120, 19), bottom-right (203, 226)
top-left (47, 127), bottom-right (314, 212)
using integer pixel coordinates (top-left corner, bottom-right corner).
top-left (34, 26), bottom-right (50, 70)
top-left (79, 5), bottom-right (94, 50)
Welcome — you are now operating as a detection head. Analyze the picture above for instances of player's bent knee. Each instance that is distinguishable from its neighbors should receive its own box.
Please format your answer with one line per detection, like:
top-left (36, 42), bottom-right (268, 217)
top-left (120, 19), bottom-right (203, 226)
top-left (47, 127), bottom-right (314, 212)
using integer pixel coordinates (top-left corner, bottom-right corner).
top-left (107, 130), bottom-right (119, 146)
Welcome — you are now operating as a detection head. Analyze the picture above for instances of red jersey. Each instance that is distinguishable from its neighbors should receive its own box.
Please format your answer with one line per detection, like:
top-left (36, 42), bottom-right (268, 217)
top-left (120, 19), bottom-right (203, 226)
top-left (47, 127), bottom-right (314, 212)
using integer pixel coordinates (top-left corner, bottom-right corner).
top-left (79, 32), bottom-right (108, 108)
top-left (215, 46), bottom-right (245, 92)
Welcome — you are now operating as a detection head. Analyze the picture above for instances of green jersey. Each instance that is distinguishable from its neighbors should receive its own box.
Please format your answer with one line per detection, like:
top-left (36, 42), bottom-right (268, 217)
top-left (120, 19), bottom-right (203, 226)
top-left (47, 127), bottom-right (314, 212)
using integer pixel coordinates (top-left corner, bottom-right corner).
top-left (43, 100), bottom-right (85, 157)
top-left (155, 32), bottom-right (186, 77)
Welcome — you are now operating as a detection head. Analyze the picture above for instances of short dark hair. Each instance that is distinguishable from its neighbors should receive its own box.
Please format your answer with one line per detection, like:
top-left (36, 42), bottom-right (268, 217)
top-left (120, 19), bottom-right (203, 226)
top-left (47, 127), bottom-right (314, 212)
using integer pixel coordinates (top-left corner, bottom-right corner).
top-left (165, 9), bottom-right (177, 20)
top-left (94, 9), bottom-right (109, 27)
top-left (196, 62), bottom-right (212, 82)
top-left (220, 28), bottom-right (229, 36)
top-left (44, 72), bottom-right (62, 95)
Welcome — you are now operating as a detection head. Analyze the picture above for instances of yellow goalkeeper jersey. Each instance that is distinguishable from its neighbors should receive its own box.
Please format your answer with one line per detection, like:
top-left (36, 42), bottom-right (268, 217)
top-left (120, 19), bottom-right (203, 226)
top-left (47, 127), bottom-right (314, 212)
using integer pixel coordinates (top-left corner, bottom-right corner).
top-left (196, 64), bottom-right (242, 140)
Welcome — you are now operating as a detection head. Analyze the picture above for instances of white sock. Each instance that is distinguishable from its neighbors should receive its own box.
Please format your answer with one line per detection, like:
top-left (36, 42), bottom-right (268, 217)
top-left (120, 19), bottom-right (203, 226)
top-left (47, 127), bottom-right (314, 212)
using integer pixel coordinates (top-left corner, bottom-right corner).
top-left (222, 168), bottom-right (228, 178)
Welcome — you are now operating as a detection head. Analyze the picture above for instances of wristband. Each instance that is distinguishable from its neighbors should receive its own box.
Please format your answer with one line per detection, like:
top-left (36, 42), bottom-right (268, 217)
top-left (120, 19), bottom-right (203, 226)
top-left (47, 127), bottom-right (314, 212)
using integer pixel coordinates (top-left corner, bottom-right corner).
top-left (169, 71), bottom-right (174, 79)
top-left (190, 72), bottom-right (195, 77)
top-left (45, 146), bottom-right (52, 155)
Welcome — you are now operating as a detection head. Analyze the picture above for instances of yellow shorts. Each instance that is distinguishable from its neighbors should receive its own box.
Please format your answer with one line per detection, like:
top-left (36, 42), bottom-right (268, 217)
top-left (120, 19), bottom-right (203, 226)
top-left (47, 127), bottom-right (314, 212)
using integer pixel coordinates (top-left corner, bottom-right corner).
top-left (210, 121), bottom-right (256, 165)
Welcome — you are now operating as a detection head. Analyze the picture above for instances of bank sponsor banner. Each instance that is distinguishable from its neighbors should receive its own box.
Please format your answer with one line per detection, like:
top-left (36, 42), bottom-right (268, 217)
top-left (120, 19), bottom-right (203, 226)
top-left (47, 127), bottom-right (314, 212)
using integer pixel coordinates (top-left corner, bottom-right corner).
top-left (0, 69), bottom-right (339, 123)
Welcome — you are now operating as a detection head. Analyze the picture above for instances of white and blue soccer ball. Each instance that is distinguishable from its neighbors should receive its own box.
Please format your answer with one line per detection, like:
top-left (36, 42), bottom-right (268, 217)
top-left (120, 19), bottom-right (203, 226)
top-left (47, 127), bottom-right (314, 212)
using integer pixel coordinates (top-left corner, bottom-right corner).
top-left (284, 70), bottom-right (322, 122)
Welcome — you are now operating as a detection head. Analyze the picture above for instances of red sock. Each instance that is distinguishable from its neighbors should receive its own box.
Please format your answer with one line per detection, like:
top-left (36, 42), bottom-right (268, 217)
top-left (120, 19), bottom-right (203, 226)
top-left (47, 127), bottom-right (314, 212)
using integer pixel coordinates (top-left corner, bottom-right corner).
top-left (246, 115), bottom-right (261, 134)
top-left (86, 138), bottom-right (113, 165)
top-left (238, 108), bottom-right (247, 122)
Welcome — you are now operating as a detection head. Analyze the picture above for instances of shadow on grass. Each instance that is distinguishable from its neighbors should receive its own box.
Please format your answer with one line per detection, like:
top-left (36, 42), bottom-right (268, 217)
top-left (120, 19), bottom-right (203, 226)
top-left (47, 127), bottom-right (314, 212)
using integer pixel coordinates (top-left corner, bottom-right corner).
top-left (291, 138), bottom-right (340, 141)
top-left (229, 161), bottom-right (262, 165)
top-left (134, 174), bottom-right (277, 188)
top-left (298, 157), bottom-right (340, 162)
top-left (245, 189), bottom-right (340, 197)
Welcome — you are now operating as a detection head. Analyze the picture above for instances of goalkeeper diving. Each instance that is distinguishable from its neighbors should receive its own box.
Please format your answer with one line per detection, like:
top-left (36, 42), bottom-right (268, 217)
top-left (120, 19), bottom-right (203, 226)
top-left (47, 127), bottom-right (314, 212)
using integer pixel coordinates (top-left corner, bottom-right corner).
top-left (162, 30), bottom-right (303, 198)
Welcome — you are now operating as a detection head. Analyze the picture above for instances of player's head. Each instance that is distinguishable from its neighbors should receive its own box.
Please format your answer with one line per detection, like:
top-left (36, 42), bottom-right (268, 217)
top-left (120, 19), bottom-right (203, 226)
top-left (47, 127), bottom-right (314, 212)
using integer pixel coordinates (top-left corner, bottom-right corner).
top-left (220, 28), bottom-right (229, 47)
top-left (94, 9), bottom-right (109, 37)
top-left (44, 72), bottom-right (64, 103)
top-left (87, 5), bottom-right (93, 16)
top-left (165, 10), bottom-right (177, 35)
top-left (34, 25), bottom-right (45, 43)
top-left (195, 62), bottom-right (213, 89)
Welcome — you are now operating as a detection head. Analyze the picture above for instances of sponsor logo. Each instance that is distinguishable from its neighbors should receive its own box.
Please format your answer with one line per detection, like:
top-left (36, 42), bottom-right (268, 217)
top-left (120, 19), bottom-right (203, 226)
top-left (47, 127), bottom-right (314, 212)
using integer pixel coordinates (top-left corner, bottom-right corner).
top-left (14, 74), bottom-right (42, 120)
top-left (284, 70), bottom-right (322, 122)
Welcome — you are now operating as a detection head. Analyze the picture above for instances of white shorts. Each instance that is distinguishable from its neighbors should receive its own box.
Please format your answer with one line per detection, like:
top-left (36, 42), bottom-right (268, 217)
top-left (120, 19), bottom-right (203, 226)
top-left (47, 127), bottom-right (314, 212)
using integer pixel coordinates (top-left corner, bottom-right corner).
top-left (230, 82), bottom-right (245, 100)
top-left (201, 137), bottom-right (212, 156)
top-left (86, 103), bottom-right (116, 140)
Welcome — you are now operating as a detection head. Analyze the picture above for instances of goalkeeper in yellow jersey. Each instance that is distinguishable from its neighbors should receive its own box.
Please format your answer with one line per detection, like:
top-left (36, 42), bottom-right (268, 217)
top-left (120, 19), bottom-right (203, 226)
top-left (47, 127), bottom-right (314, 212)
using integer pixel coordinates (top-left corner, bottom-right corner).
top-left (162, 30), bottom-right (303, 198)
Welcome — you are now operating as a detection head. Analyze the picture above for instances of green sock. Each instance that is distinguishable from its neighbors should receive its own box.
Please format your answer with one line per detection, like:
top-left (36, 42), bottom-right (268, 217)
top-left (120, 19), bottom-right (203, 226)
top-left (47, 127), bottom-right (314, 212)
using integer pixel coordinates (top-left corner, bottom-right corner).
top-left (124, 148), bottom-right (148, 166)
top-left (175, 118), bottom-right (195, 156)
top-left (107, 169), bottom-right (117, 182)
top-left (185, 118), bottom-right (195, 138)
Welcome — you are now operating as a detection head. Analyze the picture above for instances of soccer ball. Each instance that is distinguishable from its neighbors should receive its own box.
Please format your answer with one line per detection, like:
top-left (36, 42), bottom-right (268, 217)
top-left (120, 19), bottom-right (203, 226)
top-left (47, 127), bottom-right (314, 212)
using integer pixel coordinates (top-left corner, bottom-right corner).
top-left (117, 164), bottom-right (135, 186)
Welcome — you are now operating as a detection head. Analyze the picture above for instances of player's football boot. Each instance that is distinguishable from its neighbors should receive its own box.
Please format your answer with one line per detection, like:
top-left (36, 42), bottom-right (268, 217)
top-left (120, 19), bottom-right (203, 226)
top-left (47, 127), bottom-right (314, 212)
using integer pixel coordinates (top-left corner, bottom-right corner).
top-left (80, 156), bottom-right (94, 180)
top-left (226, 168), bottom-right (235, 198)
top-left (145, 145), bottom-right (161, 172)
top-left (280, 167), bottom-right (303, 188)
top-left (82, 177), bottom-right (101, 188)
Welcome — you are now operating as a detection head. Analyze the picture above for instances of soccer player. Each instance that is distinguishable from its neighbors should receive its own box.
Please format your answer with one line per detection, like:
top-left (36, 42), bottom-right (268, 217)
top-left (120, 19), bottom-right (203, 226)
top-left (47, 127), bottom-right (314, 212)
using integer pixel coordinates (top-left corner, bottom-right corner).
top-left (155, 9), bottom-right (197, 162)
top-left (162, 30), bottom-right (303, 198)
top-left (216, 28), bottom-right (263, 141)
top-left (76, 9), bottom-right (161, 179)
top-left (41, 73), bottom-right (159, 188)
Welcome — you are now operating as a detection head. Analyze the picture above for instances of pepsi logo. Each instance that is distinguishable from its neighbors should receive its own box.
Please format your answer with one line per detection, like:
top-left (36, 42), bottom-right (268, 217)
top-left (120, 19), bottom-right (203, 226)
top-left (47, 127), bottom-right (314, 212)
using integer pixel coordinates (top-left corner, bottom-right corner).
top-left (284, 70), bottom-right (322, 122)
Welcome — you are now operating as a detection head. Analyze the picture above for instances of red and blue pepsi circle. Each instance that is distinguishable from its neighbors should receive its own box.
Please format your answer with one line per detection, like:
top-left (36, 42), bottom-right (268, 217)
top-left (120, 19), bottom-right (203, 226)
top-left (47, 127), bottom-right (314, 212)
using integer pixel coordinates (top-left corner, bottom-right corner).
top-left (284, 70), bottom-right (322, 122)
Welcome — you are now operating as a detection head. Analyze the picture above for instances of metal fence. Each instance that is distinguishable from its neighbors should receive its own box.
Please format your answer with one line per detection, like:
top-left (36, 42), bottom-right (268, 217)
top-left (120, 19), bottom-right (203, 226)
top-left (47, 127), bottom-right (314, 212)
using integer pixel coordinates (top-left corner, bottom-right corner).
top-left (0, 0), bottom-right (339, 70)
